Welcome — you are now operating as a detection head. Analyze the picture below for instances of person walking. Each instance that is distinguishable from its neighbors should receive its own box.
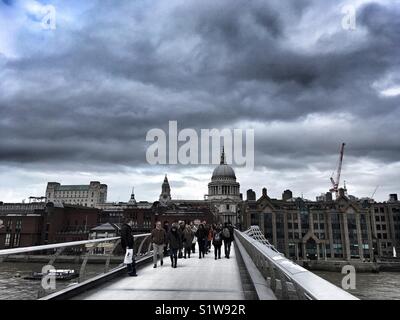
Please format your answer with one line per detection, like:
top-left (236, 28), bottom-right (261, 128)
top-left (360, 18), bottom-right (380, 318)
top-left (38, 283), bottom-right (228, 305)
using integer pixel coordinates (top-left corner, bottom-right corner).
top-left (167, 223), bottom-right (182, 268)
top-left (163, 221), bottom-right (170, 256)
top-left (222, 222), bottom-right (234, 259)
top-left (195, 223), bottom-right (207, 259)
top-left (183, 224), bottom-right (194, 259)
top-left (151, 221), bottom-right (167, 268)
top-left (207, 225), bottom-right (213, 254)
top-left (177, 221), bottom-right (185, 259)
top-left (190, 222), bottom-right (197, 254)
top-left (212, 224), bottom-right (223, 260)
top-left (120, 218), bottom-right (137, 276)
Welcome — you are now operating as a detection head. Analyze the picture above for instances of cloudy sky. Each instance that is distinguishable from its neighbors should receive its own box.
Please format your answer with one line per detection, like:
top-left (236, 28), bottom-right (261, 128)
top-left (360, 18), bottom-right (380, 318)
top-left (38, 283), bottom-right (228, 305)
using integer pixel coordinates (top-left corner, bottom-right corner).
top-left (0, 0), bottom-right (399, 203)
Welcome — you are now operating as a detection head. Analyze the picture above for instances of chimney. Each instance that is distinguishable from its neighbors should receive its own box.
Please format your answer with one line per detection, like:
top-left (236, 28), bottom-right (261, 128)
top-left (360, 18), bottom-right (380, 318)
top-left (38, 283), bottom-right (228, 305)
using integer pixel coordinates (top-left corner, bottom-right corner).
top-left (262, 188), bottom-right (267, 197)
top-left (325, 192), bottom-right (333, 202)
top-left (246, 189), bottom-right (256, 201)
top-left (282, 189), bottom-right (293, 201)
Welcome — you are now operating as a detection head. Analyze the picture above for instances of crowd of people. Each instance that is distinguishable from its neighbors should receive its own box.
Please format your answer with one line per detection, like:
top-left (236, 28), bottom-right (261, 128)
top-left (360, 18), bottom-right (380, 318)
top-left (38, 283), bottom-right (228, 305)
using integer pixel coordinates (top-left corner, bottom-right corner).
top-left (120, 218), bottom-right (235, 276)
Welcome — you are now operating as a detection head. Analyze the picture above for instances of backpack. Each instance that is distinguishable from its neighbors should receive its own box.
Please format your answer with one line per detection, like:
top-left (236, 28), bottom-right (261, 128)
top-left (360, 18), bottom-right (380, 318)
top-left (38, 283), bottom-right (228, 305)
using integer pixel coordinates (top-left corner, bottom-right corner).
top-left (222, 227), bottom-right (230, 239)
top-left (214, 232), bottom-right (221, 242)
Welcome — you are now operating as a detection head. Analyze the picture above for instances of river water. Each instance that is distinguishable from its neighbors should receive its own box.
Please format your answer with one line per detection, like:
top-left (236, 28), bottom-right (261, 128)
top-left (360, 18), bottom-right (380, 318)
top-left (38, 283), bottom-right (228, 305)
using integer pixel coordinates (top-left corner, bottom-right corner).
top-left (314, 271), bottom-right (400, 300)
top-left (1, 262), bottom-right (400, 300)
top-left (0, 262), bottom-right (120, 300)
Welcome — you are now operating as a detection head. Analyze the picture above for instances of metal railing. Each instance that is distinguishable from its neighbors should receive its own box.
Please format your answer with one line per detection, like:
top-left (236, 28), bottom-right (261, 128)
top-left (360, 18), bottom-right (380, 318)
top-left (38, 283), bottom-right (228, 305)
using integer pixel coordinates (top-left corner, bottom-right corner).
top-left (235, 226), bottom-right (359, 300)
top-left (0, 233), bottom-right (152, 299)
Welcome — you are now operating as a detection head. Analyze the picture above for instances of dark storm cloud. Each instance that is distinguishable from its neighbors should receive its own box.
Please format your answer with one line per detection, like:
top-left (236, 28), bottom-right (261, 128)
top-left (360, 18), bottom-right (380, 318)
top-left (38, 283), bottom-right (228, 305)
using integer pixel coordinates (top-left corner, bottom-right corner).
top-left (0, 0), bottom-right (399, 174)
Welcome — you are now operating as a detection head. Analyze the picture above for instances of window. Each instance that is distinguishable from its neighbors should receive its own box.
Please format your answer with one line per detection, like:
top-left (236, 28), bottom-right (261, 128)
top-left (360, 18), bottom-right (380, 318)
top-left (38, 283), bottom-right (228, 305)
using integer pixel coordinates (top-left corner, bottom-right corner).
top-left (5, 233), bottom-right (11, 247)
top-left (15, 220), bottom-right (22, 232)
top-left (375, 216), bottom-right (380, 222)
top-left (13, 233), bottom-right (20, 247)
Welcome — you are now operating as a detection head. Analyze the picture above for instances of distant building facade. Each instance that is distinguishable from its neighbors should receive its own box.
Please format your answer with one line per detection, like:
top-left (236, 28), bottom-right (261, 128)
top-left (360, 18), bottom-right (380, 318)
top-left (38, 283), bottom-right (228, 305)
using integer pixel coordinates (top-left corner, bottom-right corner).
top-left (0, 202), bottom-right (99, 249)
top-left (46, 181), bottom-right (107, 208)
top-left (241, 188), bottom-right (400, 261)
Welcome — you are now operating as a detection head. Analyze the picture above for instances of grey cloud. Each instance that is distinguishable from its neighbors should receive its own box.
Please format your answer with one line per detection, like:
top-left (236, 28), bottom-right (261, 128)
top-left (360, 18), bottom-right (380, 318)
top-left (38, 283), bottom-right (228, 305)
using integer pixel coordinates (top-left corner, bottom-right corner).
top-left (0, 0), bottom-right (399, 201)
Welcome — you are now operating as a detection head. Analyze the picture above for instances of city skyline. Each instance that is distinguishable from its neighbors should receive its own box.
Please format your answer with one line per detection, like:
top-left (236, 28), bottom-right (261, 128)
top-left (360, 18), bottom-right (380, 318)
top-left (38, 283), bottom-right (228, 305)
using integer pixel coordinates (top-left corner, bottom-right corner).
top-left (1, 0), bottom-right (400, 203)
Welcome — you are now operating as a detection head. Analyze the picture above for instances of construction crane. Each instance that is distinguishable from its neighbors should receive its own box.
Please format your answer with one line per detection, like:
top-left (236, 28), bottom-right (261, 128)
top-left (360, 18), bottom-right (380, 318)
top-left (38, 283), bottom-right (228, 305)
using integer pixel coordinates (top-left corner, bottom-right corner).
top-left (371, 185), bottom-right (379, 200)
top-left (329, 142), bottom-right (346, 198)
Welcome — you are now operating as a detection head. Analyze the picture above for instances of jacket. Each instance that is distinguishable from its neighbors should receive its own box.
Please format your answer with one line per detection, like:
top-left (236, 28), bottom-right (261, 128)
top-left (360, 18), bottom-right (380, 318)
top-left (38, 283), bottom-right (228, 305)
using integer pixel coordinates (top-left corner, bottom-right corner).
top-left (195, 227), bottom-right (208, 241)
top-left (183, 229), bottom-right (194, 248)
top-left (213, 229), bottom-right (223, 246)
top-left (151, 228), bottom-right (167, 245)
top-left (120, 223), bottom-right (134, 250)
top-left (167, 230), bottom-right (182, 250)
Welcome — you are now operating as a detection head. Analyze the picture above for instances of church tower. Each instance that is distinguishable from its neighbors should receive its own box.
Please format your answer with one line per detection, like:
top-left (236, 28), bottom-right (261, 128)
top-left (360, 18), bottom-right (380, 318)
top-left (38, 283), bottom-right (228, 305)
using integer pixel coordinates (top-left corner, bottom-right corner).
top-left (159, 174), bottom-right (171, 204)
top-left (128, 186), bottom-right (136, 205)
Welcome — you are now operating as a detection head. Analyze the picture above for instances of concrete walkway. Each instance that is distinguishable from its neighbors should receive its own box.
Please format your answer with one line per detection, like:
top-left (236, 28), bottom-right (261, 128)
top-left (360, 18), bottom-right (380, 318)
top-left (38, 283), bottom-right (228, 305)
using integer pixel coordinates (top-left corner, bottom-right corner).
top-left (76, 243), bottom-right (245, 300)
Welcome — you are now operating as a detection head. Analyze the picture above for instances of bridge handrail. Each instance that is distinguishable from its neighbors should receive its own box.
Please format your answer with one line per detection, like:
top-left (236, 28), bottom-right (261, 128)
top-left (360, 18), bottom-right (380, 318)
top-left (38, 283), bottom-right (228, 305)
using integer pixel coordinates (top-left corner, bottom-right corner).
top-left (0, 234), bottom-right (150, 256)
top-left (235, 227), bottom-right (359, 300)
top-left (0, 233), bottom-right (153, 299)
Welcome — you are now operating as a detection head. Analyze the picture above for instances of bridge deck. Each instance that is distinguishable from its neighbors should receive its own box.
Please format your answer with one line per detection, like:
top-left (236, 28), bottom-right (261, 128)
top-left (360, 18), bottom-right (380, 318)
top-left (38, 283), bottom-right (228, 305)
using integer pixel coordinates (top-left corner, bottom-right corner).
top-left (75, 243), bottom-right (245, 300)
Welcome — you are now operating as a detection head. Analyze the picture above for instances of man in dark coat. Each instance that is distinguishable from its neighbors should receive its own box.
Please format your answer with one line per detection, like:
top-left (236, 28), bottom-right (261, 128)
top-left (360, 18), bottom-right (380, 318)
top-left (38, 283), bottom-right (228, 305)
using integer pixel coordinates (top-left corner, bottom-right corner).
top-left (167, 223), bottom-right (182, 268)
top-left (195, 224), bottom-right (208, 259)
top-left (222, 222), bottom-right (234, 259)
top-left (121, 219), bottom-right (137, 276)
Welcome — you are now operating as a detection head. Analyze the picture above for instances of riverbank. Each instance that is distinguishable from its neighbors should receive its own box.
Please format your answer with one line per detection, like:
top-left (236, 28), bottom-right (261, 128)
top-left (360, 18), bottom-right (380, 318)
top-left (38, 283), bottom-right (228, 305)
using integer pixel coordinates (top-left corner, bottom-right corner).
top-left (3, 254), bottom-right (124, 264)
top-left (300, 259), bottom-right (400, 272)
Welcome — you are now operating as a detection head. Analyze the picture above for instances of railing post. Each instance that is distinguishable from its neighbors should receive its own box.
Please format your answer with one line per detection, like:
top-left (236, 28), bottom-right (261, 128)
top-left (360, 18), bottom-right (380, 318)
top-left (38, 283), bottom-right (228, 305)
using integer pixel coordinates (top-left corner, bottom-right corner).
top-left (104, 239), bottom-right (121, 273)
top-left (137, 235), bottom-right (150, 256)
top-left (268, 260), bottom-right (277, 292)
top-left (277, 270), bottom-right (290, 300)
top-left (79, 242), bottom-right (100, 282)
top-left (48, 247), bottom-right (65, 266)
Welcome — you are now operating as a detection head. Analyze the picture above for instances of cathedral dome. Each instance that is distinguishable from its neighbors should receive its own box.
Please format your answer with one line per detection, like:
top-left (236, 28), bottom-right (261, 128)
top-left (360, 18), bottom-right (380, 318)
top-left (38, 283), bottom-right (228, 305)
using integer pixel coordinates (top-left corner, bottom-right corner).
top-left (212, 164), bottom-right (236, 180)
top-left (211, 147), bottom-right (236, 181)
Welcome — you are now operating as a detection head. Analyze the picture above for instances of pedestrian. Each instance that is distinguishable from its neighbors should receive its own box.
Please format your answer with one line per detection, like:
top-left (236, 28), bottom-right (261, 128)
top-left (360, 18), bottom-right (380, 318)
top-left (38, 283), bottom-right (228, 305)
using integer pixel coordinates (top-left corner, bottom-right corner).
top-left (163, 221), bottom-right (169, 256)
top-left (167, 223), bottom-right (182, 268)
top-left (177, 221), bottom-right (185, 258)
top-left (207, 224), bottom-right (214, 254)
top-left (222, 222), bottom-right (234, 259)
top-left (183, 224), bottom-right (194, 259)
top-left (213, 224), bottom-right (223, 260)
top-left (195, 223), bottom-right (207, 259)
top-left (151, 221), bottom-right (167, 268)
top-left (120, 218), bottom-right (137, 276)
top-left (190, 222), bottom-right (197, 254)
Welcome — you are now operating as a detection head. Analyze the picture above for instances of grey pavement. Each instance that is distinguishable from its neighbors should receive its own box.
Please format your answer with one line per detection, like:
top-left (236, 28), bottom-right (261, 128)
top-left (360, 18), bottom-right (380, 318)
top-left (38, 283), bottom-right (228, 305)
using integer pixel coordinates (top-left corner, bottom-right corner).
top-left (76, 243), bottom-right (245, 300)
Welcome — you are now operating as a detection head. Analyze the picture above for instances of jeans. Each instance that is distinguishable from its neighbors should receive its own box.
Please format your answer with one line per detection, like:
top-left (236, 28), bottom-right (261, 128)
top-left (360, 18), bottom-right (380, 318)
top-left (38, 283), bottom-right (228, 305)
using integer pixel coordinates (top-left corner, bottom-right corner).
top-left (191, 243), bottom-right (196, 253)
top-left (170, 248), bottom-right (178, 267)
top-left (224, 240), bottom-right (232, 258)
top-left (153, 243), bottom-right (164, 265)
top-left (198, 239), bottom-right (206, 258)
top-left (184, 247), bottom-right (191, 258)
top-left (126, 258), bottom-right (137, 275)
top-left (214, 244), bottom-right (222, 259)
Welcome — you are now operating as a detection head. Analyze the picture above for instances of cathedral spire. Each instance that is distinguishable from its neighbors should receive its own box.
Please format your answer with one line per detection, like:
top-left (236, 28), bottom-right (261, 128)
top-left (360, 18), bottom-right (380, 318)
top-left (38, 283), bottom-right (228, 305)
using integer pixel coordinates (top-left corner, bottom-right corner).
top-left (220, 146), bottom-right (226, 165)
